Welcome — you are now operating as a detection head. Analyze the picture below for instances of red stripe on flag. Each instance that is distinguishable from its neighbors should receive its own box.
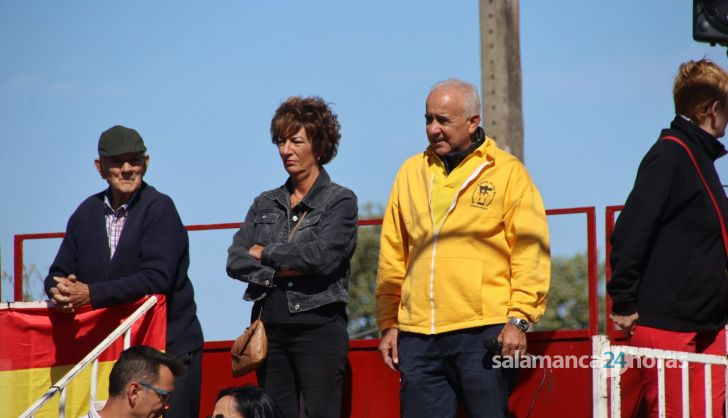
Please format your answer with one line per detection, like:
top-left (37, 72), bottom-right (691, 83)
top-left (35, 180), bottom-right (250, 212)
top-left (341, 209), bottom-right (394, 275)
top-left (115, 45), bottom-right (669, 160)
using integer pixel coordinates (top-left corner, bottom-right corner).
top-left (0, 295), bottom-right (166, 372)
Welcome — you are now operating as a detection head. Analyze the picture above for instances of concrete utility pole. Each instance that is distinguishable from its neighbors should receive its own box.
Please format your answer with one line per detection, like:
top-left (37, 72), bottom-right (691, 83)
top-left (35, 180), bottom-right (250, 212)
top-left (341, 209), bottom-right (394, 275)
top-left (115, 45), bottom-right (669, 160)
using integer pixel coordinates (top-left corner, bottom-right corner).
top-left (479, 0), bottom-right (524, 162)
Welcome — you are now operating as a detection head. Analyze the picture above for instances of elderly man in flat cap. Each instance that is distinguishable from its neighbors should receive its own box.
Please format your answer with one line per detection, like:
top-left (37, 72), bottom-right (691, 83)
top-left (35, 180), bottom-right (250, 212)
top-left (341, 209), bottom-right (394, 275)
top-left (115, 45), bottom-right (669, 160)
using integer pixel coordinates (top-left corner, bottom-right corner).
top-left (44, 125), bottom-right (204, 418)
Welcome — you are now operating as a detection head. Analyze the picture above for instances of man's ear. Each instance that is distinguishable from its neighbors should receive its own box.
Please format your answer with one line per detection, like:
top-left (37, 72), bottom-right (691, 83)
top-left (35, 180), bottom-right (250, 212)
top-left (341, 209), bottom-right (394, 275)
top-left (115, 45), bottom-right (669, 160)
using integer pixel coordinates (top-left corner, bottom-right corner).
top-left (468, 113), bottom-right (481, 134)
top-left (127, 382), bottom-right (141, 407)
top-left (142, 155), bottom-right (150, 175)
top-left (94, 159), bottom-right (106, 179)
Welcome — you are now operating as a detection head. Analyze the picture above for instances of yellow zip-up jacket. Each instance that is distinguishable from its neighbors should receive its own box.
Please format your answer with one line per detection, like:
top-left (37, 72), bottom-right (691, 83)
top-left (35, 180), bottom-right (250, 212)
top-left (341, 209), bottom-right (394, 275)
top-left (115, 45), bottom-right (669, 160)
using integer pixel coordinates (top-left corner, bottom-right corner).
top-left (376, 137), bottom-right (550, 334)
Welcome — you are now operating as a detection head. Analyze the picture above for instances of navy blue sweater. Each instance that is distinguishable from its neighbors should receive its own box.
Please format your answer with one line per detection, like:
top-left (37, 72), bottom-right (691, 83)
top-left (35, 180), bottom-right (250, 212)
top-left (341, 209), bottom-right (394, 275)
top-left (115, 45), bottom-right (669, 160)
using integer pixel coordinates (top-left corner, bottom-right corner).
top-left (45, 183), bottom-right (203, 355)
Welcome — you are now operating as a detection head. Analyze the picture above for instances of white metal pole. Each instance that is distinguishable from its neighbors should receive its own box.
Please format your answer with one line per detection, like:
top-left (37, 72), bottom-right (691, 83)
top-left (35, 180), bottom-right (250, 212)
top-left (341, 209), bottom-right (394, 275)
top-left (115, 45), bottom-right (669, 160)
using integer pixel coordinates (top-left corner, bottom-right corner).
top-left (610, 347), bottom-right (622, 418)
top-left (90, 358), bottom-right (99, 409)
top-left (59, 386), bottom-right (66, 418)
top-left (658, 358), bottom-right (666, 418)
top-left (705, 363), bottom-right (712, 418)
top-left (593, 335), bottom-right (610, 418)
top-left (681, 360), bottom-right (689, 418)
top-left (124, 327), bottom-right (131, 349)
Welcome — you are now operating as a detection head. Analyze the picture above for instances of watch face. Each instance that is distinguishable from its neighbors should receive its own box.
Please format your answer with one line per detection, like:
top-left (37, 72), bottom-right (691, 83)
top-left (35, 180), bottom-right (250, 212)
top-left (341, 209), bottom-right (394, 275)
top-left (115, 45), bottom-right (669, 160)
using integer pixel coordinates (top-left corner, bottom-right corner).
top-left (510, 318), bottom-right (528, 331)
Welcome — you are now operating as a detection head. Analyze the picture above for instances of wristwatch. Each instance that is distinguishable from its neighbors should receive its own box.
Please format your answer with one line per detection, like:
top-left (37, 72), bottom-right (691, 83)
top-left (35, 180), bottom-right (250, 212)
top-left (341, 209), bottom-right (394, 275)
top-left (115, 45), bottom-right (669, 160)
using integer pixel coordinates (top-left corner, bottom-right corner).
top-left (508, 317), bottom-right (530, 332)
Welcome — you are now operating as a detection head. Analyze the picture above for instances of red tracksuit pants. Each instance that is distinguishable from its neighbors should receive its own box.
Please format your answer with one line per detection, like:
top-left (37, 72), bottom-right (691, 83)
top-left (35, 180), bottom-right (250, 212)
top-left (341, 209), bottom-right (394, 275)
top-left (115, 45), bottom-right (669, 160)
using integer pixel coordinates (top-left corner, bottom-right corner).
top-left (631, 326), bottom-right (726, 418)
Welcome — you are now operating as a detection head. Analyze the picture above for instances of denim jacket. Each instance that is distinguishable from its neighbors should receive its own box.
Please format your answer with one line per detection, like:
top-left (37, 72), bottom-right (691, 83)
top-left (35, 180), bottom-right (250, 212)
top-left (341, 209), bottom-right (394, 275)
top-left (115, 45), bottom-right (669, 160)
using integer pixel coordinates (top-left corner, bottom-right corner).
top-left (226, 169), bottom-right (358, 313)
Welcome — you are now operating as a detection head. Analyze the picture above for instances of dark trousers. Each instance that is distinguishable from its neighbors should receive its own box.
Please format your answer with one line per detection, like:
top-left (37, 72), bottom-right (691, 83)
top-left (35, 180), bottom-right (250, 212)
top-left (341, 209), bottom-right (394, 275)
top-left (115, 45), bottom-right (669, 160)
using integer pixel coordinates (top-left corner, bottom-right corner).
top-left (257, 320), bottom-right (348, 418)
top-left (398, 325), bottom-right (515, 418)
top-left (165, 347), bottom-right (202, 418)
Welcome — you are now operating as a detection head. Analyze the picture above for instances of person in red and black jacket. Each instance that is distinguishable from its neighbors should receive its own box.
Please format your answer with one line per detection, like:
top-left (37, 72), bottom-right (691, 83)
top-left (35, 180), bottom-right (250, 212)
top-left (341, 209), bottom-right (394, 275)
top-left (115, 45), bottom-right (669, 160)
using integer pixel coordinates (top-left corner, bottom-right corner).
top-left (608, 59), bottom-right (728, 418)
top-left (44, 125), bottom-right (203, 418)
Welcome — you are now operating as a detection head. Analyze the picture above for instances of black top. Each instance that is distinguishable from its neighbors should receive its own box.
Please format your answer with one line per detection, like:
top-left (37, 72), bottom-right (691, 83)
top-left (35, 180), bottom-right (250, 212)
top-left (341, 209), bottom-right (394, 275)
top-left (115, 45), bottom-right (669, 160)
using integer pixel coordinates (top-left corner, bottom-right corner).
top-left (608, 116), bottom-right (728, 331)
top-left (45, 183), bottom-right (204, 355)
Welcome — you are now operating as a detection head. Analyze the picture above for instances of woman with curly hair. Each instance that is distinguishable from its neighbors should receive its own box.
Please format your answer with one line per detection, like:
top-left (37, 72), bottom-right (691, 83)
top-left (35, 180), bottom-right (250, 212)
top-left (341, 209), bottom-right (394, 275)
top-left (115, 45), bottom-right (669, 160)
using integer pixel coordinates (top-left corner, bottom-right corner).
top-left (226, 96), bottom-right (357, 418)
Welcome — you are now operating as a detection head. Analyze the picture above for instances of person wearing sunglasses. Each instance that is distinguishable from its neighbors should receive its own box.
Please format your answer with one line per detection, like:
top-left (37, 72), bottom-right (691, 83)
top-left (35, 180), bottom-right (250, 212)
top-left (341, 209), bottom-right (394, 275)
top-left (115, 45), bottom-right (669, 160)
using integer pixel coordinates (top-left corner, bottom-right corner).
top-left (209, 386), bottom-right (284, 418)
top-left (83, 345), bottom-right (182, 418)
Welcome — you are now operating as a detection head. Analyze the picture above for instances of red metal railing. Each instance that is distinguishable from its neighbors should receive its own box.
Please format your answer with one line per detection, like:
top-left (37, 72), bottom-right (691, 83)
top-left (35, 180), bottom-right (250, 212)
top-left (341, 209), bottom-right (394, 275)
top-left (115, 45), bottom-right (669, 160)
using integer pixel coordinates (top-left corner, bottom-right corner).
top-left (11, 221), bottom-right (387, 301)
top-left (12, 210), bottom-right (595, 326)
top-left (13, 232), bottom-right (64, 302)
top-left (11, 209), bottom-right (599, 341)
top-left (544, 206), bottom-right (599, 413)
top-left (10, 208), bottom-right (602, 417)
top-left (545, 207), bottom-right (599, 338)
top-left (605, 205), bottom-right (625, 342)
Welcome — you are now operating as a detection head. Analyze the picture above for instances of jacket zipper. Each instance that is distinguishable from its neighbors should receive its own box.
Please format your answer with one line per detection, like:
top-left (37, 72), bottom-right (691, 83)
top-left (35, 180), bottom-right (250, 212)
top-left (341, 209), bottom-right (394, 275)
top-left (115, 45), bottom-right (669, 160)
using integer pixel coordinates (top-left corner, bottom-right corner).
top-left (426, 159), bottom-right (492, 334)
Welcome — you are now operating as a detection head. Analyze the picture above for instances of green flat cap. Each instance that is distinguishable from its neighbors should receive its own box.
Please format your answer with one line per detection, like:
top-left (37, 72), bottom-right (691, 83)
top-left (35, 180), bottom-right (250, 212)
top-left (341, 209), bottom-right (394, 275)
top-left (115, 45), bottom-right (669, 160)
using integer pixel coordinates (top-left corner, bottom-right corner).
top-left (98, 125), bottom-right (147, 157)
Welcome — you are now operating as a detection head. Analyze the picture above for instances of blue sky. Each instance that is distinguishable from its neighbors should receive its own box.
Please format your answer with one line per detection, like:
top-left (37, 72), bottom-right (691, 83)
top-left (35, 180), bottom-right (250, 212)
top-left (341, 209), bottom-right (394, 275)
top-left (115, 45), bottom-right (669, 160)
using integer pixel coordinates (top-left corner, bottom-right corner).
top-left (1, 1), bottom-right (725, 340)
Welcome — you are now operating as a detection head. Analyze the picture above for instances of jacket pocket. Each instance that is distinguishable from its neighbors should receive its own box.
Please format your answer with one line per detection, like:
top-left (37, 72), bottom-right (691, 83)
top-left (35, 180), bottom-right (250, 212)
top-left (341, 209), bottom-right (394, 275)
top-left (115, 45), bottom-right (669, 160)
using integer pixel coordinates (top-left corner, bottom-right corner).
top-left (401, 257), bottom-right (433, 328)
top-left (668, 252), bottom-right (725, 322)
top-left (288, 213), bottom-right (322, 244)
top-left (297, 213), bottom-right (321, 231)
top-left (254, 212), bottom-right (280, 224)
top-left (433, 258), bottom-right (484, 326)
top-left (253, 212), bottom-right (281, 243)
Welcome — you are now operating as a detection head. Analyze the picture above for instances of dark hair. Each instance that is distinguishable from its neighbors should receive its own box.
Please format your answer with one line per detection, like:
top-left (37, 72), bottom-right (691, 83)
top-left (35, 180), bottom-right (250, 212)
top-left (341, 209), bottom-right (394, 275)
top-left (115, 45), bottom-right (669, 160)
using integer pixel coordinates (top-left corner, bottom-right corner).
top-left (215, 386), bottom-right (284, 418)
top-left (270, 96), bottom-right (341, 165)
top-left (108, 345), bottom-right (183, 396)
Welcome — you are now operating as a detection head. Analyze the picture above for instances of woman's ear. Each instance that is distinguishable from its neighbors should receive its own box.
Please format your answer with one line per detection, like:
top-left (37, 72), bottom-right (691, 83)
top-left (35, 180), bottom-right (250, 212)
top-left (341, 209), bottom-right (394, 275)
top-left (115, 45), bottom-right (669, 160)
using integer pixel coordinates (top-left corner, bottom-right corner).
top-left (710, 100), bottom-right (723, 129)
top-left (711, 100), bottom-right (721, 117)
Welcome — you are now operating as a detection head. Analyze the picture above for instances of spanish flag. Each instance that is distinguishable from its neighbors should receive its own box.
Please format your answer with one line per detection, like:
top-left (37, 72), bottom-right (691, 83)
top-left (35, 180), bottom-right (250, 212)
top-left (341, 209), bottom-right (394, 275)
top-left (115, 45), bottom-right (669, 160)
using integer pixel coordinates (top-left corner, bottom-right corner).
top-left (0, 295), bottom-right (166, 417)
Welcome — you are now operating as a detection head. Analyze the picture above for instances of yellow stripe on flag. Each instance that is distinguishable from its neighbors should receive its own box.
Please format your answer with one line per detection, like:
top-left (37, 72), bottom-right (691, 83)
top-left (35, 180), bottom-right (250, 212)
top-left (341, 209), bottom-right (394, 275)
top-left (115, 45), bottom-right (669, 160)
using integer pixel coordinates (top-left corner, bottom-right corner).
top-left (1, 360), bottom-right (115, 418)
top-left (0, 295), bottom-right (166, 416)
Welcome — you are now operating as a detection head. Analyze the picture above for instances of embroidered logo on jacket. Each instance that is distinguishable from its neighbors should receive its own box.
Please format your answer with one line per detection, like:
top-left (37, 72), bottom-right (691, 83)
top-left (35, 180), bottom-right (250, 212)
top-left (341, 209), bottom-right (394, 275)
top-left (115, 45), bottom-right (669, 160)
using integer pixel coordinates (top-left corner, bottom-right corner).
top-left (471, 181), bottom-right (495, 209)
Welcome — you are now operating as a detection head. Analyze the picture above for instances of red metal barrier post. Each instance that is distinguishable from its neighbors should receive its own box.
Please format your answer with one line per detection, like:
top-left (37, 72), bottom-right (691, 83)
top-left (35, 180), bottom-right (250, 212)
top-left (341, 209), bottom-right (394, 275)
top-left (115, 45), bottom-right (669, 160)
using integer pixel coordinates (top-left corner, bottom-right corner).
top-left (545, 207), bottom-right (599, 337)
top-left (604, 205), bottom-right (624, 342)
top-left (13, 233), bottom-right (64, 302)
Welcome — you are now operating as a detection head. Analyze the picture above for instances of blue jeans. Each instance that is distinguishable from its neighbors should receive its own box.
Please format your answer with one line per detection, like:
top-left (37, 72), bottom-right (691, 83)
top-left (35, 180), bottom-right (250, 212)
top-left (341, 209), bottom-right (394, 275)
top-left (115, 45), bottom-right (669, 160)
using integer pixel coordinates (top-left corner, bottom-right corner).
top-left (399, 325), bottom-right (516, 418)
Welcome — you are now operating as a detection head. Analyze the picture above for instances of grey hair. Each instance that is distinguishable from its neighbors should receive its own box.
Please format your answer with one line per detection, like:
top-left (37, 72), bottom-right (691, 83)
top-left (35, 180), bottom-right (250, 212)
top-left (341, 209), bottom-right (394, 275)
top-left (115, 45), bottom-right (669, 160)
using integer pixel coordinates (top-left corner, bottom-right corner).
top-left (430, 78), bottom-right (481, 117)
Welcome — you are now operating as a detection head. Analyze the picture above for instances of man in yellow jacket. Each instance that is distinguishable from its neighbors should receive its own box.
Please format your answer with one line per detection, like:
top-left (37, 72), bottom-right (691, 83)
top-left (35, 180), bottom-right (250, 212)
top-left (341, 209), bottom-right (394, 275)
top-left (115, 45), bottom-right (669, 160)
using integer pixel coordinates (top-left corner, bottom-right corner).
top-left (376, 79), bottom-right (550, 417)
